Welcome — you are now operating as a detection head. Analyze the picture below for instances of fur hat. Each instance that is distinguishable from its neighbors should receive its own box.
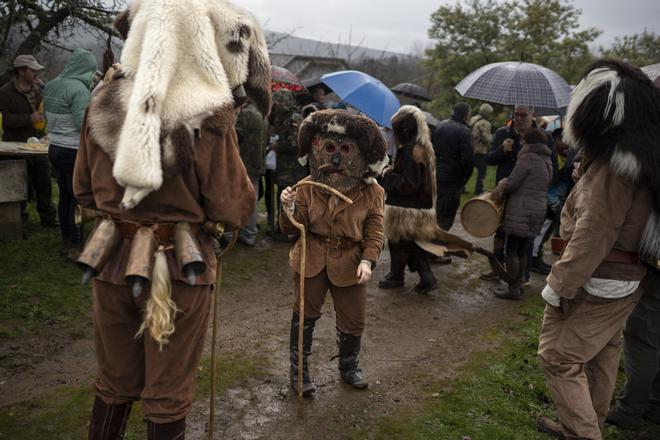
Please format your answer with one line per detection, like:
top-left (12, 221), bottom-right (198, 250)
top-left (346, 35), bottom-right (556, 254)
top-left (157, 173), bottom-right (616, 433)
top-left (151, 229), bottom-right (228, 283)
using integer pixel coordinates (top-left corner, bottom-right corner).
top-left (93, 0), bottom-right (271, 209)
top-left (298, 110), bottom-right (388, 181)
top-left (564, 59), bottom-right (660, 260)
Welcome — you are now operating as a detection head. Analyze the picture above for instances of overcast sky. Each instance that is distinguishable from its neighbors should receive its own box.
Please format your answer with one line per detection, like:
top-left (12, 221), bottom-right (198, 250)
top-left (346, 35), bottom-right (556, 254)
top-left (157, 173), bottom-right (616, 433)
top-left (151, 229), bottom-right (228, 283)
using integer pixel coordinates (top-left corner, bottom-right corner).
top-left (236, 0), bottom-right (660, 54)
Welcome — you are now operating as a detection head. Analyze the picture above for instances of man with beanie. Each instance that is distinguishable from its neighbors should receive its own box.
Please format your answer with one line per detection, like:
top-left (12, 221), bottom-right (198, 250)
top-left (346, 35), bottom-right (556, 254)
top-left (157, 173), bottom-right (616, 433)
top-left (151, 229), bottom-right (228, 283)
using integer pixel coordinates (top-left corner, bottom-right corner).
top-left (469, 103), bottom-right (493, 195)
top-left (431, 102), bottom-right (474, 231)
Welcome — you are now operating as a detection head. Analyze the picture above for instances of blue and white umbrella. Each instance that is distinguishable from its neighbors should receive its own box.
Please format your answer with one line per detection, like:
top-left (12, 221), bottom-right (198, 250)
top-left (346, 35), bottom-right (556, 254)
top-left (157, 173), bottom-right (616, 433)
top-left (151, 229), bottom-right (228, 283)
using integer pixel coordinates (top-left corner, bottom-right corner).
top-left (321, 70), bottom-right (400, 128)
top-left (455, 61), bottom-right (572, 111)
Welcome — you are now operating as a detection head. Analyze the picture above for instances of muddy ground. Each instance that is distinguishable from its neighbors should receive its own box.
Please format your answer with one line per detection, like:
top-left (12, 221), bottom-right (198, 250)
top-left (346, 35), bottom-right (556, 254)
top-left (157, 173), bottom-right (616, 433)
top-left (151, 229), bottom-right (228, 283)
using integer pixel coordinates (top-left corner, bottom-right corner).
top-left (0, 222), bottom-right (544, 439)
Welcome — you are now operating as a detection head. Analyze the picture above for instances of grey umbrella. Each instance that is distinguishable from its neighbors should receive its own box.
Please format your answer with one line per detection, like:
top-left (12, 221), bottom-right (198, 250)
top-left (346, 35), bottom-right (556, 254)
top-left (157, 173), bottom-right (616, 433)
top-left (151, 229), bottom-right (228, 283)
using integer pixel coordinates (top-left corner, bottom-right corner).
top-left (392, 82), bottom-right (432, 102)
top-left (642, 63), bottom-right (660, 81)
top-left (455, 61), bottom-right (572, 110)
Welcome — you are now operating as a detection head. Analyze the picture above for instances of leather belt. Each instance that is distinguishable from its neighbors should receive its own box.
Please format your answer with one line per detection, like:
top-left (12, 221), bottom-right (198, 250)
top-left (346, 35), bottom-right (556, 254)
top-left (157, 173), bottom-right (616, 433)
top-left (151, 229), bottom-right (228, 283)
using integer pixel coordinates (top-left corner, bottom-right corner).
top-left (115, 222), bottom-right (177, 243)
top-left (555, 239), bottom-right (640, 265)
top-left (309, 231), bottom-right (359, 250)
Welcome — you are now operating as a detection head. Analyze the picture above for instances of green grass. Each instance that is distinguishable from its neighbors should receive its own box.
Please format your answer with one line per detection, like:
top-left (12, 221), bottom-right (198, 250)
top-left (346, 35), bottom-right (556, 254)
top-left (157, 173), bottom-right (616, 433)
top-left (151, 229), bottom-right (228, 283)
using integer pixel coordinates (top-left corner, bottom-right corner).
top-left (348, 295), bottom-right (658, 440)
top-left (0, 351), bottom-right (270, 439)
top-left (460, 165), bottom-right (497, 207)
top-left (0, 211), bottom-right (93, 340)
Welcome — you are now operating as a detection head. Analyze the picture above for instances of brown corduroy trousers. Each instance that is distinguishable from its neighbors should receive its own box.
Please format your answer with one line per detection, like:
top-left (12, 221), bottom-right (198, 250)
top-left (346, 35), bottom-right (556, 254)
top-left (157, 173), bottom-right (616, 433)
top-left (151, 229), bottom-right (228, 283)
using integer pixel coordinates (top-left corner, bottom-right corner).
top-left (92, 279), bottom-right (212, 424)
top-left (538, 288), bottom-right (642, 440)
top-left (293, 269), bottom-right (367, 335)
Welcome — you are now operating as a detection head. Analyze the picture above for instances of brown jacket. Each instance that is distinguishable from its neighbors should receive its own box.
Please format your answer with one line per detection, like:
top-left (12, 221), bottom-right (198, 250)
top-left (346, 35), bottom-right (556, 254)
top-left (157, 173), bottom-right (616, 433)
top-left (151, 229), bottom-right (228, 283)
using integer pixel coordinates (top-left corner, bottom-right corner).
top-left (279, 176), bottom-right (385, 287)
top-left (0, 81), bottom-right (40, 142)
top-left (74, 111), bottom-right (255, 285)
top-left (547, 160), bottom-right (652, 298)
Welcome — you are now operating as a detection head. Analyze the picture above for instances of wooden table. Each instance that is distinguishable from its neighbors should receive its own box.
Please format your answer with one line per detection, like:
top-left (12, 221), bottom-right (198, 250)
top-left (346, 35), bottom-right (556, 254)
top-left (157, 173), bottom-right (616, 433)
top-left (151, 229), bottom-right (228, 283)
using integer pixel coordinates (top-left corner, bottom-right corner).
top-left (0, 142), bottom-right (49, 238)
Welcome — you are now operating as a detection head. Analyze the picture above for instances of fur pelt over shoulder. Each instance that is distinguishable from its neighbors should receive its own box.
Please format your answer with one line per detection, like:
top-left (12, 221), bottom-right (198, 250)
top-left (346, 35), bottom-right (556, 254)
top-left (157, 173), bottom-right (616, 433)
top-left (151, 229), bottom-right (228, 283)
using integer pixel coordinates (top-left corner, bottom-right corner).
top-left (384, 105), bottom-right (438, 242)
top-left (298, 110), bottom-right (389, 183)
top-left (564, 59), bottom-right (660, 260)
top-left (91, 0), bottom-right (271, 210)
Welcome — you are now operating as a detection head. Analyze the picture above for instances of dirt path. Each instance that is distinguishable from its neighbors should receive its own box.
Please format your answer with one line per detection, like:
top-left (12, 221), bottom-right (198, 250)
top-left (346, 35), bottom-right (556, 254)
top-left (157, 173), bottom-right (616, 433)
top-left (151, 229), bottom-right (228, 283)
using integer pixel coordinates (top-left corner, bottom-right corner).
top-left (0, 223), bottom-right (543, 439)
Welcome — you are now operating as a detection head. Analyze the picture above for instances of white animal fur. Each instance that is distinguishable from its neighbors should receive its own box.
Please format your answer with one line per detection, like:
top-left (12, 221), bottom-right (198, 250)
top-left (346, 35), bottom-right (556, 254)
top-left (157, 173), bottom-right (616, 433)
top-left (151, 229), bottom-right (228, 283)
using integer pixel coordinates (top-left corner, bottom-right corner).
top-left (610, 148), bottom-right (641, 181)
top-left (640, 211), bottom-right (660, 260)
top-left (564, 67), bottom-right (625, 149)
top-left (113, 0), bottom-right (268, 208)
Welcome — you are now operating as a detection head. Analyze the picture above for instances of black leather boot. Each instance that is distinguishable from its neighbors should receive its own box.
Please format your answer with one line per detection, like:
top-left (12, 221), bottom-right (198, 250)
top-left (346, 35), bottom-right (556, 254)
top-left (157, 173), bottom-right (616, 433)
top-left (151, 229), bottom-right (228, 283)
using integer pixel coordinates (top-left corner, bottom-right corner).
top-left (414, 270), bottom-right (438, 294)
top-left (290, 313), bottom-right (317, 397)
top-left (379, 241), bottom-right (408, 289)
top-left (337, 331), bottom-right (368, 389)
top-left (146, 418), bottom-right (185, 440)
top-left (88, 396), bottom-right (132, 440)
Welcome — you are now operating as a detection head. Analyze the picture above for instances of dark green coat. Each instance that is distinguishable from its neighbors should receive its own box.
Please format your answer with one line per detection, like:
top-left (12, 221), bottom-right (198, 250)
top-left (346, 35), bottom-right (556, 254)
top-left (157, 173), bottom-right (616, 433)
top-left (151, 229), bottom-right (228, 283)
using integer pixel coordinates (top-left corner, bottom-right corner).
top-left (236, 103), bottom-right (268, 176)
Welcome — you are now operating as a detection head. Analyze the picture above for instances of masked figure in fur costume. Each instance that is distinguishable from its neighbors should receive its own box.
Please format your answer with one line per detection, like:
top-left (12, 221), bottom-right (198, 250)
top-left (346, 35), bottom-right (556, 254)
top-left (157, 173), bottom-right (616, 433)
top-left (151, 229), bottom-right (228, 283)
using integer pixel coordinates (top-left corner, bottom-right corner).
top-left (74, 1), bottom-right (270, 438)
top-left (279, 110), bottom-right (387, 396)
top-left (536, 60), bottom-right (660, 440)
top-left (378, 105), bottom-right (439, 294)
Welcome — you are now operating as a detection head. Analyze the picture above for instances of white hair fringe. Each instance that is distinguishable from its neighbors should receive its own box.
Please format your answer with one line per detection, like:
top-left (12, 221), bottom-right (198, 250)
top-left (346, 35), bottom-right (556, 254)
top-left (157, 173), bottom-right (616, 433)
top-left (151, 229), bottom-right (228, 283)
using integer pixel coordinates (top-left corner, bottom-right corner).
top-left (136, 247), bottom-right (178, 350)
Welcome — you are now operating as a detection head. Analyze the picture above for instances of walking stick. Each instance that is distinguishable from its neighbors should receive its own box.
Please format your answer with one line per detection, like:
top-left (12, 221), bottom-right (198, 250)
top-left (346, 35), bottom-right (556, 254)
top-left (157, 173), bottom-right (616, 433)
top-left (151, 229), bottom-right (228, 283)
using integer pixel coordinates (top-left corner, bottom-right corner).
top-left (208, 228), bottom-right (239, 440)
top-left (285, 181), bottom-right (353, 417)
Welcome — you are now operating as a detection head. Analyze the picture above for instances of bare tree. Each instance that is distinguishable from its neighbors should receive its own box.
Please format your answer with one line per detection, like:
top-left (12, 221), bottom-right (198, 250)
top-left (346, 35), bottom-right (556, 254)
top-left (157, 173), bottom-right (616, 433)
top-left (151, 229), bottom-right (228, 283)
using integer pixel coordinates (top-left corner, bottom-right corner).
top-left (1, 0), bottom-right (125, 79)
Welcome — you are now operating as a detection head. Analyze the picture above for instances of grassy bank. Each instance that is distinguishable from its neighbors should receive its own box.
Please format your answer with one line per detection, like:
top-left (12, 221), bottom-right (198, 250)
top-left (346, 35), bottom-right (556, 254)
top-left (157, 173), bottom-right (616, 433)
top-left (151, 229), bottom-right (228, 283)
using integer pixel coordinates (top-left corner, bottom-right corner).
top-left (348, 295), bottom-right (657, 440)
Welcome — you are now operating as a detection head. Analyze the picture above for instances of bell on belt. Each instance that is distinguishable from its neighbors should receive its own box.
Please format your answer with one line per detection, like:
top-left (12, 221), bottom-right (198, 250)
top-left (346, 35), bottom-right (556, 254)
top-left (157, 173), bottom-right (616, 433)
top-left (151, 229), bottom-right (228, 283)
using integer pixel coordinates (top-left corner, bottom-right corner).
top-left (125, 227), bottom-right (158, 298)
top-left (75, 206), bottom-right (100, 225)
top-left (77, 219), bottom-right (122, 285)
top-left (174, 222), bottom-right (206, 285)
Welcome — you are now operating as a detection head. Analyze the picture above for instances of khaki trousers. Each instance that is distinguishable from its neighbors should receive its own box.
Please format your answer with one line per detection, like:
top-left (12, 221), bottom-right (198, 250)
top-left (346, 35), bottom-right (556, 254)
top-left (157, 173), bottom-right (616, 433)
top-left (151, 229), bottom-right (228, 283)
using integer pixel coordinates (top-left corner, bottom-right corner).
top-left (538, 288), bottom-right (642, 440)
top-left (293, 269), bottom-right (366, 335)
top-left (92, 279), bottom-right (212, 424)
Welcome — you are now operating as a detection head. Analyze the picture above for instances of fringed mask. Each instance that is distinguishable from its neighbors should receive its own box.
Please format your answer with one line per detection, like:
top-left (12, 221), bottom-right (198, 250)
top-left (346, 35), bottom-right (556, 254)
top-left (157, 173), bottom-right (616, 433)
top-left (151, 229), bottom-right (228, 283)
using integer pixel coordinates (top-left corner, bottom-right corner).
top-left (299, 110), bottom-right (389, 194)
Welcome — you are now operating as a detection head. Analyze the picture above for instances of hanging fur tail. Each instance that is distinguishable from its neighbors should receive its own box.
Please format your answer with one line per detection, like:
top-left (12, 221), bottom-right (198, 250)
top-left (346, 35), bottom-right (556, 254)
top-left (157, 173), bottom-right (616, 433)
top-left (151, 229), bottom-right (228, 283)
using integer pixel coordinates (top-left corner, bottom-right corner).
top-left (136, 246), bottom-right (178, 350)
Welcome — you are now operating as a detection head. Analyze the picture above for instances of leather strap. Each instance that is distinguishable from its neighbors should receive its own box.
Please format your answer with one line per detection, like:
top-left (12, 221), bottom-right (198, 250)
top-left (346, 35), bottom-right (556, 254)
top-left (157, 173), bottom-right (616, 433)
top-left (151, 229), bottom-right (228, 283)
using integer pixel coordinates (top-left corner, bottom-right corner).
top-left (308, 231), bottom-right (359, 250)
top-left (555, 238), bottom-right (640, 265)
top-left (115, 222), bottom-right (178, 243)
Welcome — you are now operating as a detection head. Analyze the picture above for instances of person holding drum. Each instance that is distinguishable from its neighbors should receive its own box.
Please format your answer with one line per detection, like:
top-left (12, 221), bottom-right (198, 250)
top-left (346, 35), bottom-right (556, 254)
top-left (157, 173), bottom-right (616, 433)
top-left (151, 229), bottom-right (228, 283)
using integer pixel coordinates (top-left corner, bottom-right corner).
top-left (490, 128), bottom-right (553, 300)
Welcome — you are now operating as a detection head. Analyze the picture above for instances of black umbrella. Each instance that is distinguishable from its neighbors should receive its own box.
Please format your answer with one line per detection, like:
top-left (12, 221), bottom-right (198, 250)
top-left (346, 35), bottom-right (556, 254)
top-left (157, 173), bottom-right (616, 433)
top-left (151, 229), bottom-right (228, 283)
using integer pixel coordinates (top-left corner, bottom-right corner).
top-left (391, 82), bottom-right (432, 102)
top-left (302, 77), bottom-right (333, 94)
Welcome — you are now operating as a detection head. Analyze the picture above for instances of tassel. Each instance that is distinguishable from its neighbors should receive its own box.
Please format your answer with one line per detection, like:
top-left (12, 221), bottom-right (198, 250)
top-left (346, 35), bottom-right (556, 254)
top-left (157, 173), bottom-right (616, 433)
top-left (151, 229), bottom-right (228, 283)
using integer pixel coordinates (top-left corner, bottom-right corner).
top-left (136, 247), bottom-right (178, 350)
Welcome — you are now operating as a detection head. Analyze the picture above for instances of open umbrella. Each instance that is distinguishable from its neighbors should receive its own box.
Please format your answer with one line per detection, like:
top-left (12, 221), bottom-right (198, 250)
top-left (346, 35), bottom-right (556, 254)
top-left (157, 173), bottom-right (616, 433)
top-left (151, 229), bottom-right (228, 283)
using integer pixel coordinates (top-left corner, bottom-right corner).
top-left (455, 61), bottom-right (572, 110)
top-left (302, 77), bottom-right (333, 94)
top-left (423, 111), bottom-right (440, 128)
top-left (392, 82), bottom-right (432, 102)
top-left (321, 70), bottom-right (400, 128)
top-left (271, 66), bottom-right (304, 92)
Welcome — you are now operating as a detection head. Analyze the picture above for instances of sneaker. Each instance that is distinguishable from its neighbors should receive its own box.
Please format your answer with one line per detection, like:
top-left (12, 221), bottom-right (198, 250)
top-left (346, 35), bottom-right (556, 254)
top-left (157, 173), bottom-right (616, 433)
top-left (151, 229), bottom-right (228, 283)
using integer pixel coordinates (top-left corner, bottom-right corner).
top-left (535, 416), bottom-right (565, 439)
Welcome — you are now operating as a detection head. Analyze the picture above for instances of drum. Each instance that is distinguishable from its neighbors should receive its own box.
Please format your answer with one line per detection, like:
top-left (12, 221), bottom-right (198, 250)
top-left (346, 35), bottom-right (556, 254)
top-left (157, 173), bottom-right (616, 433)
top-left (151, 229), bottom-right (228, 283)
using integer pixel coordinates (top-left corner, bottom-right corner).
top-left (460, 192), bottom-right (503, 238)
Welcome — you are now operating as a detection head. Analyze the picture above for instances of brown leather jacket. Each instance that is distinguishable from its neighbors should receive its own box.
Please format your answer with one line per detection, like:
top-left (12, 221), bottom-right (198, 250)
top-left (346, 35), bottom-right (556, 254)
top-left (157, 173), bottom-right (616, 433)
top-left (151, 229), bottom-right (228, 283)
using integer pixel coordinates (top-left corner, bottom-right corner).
top-left (547, 160), bottom-right (652, 298)
top-left (279, 176), bottom-right (385, 287)
top-left (74, 111), bottom-right (255, 285)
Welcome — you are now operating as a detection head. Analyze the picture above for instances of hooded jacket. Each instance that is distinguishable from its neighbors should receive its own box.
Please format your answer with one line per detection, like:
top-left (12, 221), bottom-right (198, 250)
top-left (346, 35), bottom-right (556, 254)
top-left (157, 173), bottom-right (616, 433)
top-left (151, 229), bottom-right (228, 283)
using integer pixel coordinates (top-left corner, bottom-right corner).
top-left (469, 103), bottom-right (493, 155)
top-left (43, 49), bottom-right (98, 148)
top-left (499, 143), bottom-right (552, 238)
top-left (431, 115), bottom-right (474, 187)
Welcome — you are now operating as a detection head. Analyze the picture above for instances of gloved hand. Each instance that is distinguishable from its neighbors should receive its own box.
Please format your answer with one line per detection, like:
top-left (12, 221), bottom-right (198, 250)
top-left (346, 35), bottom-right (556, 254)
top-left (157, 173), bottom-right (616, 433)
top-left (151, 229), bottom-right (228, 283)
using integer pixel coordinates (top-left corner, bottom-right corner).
top-left (541, 284), bottom-right (561, 307)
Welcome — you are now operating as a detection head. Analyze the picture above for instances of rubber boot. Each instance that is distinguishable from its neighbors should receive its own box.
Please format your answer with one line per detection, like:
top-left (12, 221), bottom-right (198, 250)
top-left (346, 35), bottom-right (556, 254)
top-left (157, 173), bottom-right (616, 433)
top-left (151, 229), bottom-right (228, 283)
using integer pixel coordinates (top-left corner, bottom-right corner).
top-left (494, 256), bottom-right (522, 300)
top-left (414, 270), bottom-right (438, 294)
top-left (289, 313), bottom-right (317, 397)
top-left (146, 418), bottom-right (185, 440)
top-left (337, 331), bottom-right (368, 389)
top-left (88, 396), bottom-right (132, 440)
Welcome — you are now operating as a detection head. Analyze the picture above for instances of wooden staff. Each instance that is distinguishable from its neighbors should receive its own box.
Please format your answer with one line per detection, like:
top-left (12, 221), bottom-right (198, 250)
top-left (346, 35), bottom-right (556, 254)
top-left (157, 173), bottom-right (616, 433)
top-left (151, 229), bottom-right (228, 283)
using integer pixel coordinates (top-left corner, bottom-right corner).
top-left (208, 228), bottom-right (238, 440)
top-left (286, 181), bottom-right (352, 417)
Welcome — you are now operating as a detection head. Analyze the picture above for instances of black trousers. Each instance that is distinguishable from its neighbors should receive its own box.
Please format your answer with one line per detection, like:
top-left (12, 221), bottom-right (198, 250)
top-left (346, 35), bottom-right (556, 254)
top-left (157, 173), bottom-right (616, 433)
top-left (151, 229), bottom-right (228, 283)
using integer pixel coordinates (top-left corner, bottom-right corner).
top-left (473, 153), bottom-right (487, 194)
top-left (387, 239), bottom-right (431, 279)
top-left (21, 155), bottom-right (55, 224)
top-left (615, 270), bottom-right (660, 422)
top-left (49, 145), bottom-right (81, 244)
top-left (436, 186), bottom-right (461, 231)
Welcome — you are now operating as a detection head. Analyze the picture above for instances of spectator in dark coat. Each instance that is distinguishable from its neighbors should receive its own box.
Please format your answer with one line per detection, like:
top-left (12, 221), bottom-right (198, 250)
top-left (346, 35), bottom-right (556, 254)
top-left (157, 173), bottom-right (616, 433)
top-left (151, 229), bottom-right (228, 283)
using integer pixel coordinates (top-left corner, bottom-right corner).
top-left (431, 102), bottom-right (474, 231)
top-left (480, 105), bottom-right (558, 281)
top-left (492, 128), bottom-right (552, 300)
